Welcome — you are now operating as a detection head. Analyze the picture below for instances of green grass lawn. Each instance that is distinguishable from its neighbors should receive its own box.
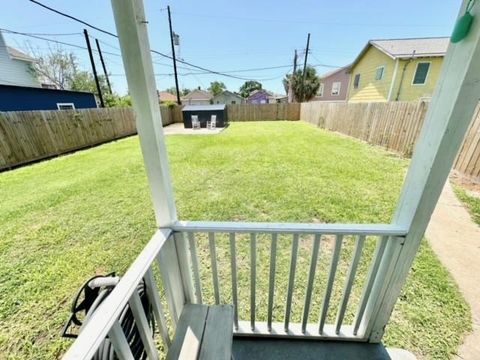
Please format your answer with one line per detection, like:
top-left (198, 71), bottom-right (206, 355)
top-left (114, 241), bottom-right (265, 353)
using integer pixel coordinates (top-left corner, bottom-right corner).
top-left (453, 184), bottom-right (480, 226)
top-left (0, 122), bottom-right (470, 359)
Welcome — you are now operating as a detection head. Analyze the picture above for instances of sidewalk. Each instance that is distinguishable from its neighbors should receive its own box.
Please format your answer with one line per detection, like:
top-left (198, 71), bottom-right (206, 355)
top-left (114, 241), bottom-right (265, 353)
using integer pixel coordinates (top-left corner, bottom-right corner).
top-left (425, 181), bottom-right (480, 359)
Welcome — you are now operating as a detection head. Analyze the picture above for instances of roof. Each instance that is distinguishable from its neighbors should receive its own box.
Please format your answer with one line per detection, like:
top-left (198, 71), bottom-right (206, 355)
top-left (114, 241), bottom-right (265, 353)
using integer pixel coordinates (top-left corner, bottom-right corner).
top-left (350, 37), bottom-right (449, 70)
top-left (7, 46), bottom-right (35, 62)
top-left (0, 83), bottom-right (95, 95)
top-left (319, 65), bottom-right (351, 79)
top-left (182, 104), bottom-right (225, 111)
top-left (248, 89), bottom-right (272, 98)
top-left (268, 93), bottom-right (287, 99)
top-left (212, 90), bottom-right (243, 99)
top-left (158, 91), bottom-right (177, 102)
top-left (182, 89), bottom-right (213, 100)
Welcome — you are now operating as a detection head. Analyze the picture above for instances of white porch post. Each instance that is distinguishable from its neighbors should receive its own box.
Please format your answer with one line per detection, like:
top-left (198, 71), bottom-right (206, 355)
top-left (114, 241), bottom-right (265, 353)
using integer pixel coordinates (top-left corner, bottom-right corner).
top-left (111, 0), bottom-right (195, 311)
top-left (110, 0), bottom-right (175, 228)
top-left (364, 0), bottom-right (480, 341)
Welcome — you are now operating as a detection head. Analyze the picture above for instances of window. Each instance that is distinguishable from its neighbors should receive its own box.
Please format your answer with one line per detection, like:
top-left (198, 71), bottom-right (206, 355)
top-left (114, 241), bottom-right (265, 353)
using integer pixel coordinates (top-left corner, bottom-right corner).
top-left (353, 74), bottom-right (361, 89)
top-left (318, 83), bottom-right (324, 97)
top-left (375, 66), bottom-right (385, 80)
top-left (231, 100), bottom-right (236, 104)
top-left (331, 82), bottom-right (341, 96)
top-left (413, 62), bottom-right (430, 85)
top-left (57, 103), bottom-right (75, 110)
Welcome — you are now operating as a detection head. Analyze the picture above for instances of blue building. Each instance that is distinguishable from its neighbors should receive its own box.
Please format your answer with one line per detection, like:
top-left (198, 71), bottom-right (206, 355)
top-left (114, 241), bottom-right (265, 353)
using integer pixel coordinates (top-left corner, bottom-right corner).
top-left (0, 84), bottom-right (97, 111)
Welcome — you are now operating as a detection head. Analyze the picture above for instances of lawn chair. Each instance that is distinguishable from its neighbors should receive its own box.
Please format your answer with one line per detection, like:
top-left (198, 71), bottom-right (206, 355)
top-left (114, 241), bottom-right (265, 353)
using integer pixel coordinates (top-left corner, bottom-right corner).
top-left (191, 115), bottom-right (200, 129)
top-left (207, 115), bottom-right (217, 130)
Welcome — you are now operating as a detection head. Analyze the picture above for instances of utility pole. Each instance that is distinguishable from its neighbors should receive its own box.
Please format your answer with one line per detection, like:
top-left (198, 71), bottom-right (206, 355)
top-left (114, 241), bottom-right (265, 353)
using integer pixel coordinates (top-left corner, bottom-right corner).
top-left (293, 49), bottom-right (298, 73)
top-left (83, 29), bottom-right (104, 107)
top-left (300, 33), bottom-right (311, 103)
top-left (95, 38), bottom-right (113, 94)
top-left (167, 6), bottom-right (181, 105)
top-left (288, 50), bottom-right (298, 103)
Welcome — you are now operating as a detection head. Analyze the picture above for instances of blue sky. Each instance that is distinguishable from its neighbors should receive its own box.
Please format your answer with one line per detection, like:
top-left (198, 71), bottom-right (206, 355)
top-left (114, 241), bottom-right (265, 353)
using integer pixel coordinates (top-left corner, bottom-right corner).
top-left (1, 0), bottom-right (461, 95)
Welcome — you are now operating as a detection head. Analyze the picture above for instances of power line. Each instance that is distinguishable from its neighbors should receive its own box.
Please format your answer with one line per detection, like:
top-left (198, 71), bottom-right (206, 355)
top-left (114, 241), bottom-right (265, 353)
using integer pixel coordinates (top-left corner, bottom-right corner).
top-left (1, 28), bottom-right (121, 57)
top-left (29, 0), bottom-right (118, 37)
top-left (3, 27), bottom-right (314, 76)
top-left (28, 0), bottom-right (275, 81)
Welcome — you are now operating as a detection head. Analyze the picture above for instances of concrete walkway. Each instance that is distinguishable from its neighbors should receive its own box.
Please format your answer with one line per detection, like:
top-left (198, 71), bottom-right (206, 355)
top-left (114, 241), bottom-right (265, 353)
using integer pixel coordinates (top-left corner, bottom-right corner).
top-left (426, 181), bottom-right (480, 359)
top-left (163, 123), bottom-right (225, 135)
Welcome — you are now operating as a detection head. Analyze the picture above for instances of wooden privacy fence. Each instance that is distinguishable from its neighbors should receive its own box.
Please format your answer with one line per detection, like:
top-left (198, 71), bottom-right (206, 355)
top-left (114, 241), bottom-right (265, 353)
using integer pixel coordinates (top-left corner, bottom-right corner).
top-left (300, 101), bottom-right (480, 182)
top-left (226, 103), bottom-right (300, 121)
top-left (0, 107), bottom-right (137, 170)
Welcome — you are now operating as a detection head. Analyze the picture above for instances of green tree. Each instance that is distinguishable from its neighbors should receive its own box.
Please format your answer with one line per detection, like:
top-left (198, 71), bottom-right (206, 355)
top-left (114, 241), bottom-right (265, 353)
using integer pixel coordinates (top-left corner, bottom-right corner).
top-left (165, 87), bottom-right (177, 95)
top-left (208, 81), bottom-right (226, 96)
top-left (69, 70), bottom-right (110, 95)
top-left (239, 80), bottom-right (262, 98)
top-left (283, 66), bottom-right (320, 102)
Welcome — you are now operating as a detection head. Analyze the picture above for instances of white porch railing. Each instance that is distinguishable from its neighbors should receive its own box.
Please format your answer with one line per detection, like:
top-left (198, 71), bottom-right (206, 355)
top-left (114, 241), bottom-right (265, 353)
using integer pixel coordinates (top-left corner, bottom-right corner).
top-left (63, 222), bottom-right (407, 359)
top-left (59, 0), bottom-right (480, 358)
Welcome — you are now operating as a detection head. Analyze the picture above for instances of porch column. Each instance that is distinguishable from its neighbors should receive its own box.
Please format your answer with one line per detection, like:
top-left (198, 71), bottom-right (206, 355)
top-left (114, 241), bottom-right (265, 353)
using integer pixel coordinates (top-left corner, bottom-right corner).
top-left (364, 0), bottom-right (480, 342)
top-left (111, 0), bottom-right (195, 312)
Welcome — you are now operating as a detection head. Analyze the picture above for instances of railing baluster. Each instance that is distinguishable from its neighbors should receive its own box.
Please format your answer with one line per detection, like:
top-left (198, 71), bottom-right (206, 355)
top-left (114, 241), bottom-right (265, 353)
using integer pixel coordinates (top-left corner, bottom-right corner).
top-left (209, 232), bottom-right (220, 304)
top-left (335, 235), bottom-right (366, 334)
top-left (301, 234), bottom-right (321, 333)
top-left (108, 321), bottom-right (135, 360)
top-left (353, 235), bottom-right (388, 335)
top-left (318, 234), bottom-right (343, 334)
top-left (128, 291), bottom-right (159, 360)
top-left (188, 232), bottom-right (203, 304)
top-left (144, 267), bottom-right (171, 349)
top-left (229, 232), bottom-right (239, 329)
top-left (250, 233), bottom-right (257, 330)
top-left (267, 233), bottom-right (278, 331)
top-left (284, 234), bottom-right (299, 332)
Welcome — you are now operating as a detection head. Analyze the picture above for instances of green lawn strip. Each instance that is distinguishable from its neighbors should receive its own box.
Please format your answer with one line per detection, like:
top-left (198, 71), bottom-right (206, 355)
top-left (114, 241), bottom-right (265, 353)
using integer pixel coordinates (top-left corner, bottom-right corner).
top-left (0, 121), bottom-right (470, 359)
top-left (452, 184), bottom-right (480, 225)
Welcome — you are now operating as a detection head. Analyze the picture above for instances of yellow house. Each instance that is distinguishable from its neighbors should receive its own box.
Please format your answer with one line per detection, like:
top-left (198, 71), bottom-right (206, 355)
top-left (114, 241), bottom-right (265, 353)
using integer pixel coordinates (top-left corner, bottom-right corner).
top-left (347, 37), bottom-right (449, 102)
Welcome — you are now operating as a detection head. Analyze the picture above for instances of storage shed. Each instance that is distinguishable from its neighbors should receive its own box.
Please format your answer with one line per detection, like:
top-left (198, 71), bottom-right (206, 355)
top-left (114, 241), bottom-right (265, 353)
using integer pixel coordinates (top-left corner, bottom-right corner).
top-left (0, 84), bottom-right (97, 111)
top-left (182, 104), bottom-right (227, 128)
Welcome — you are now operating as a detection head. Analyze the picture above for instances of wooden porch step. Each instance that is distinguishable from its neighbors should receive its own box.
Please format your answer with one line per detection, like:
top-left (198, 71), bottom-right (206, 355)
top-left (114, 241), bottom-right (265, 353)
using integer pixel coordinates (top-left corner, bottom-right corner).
top-left (166, 304), bottom-right (234, 360)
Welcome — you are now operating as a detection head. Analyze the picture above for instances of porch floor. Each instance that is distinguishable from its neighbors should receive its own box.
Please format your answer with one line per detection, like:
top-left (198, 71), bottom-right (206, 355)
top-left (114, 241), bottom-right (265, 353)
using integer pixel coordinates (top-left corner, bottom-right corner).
top-left (232, 338), bottom-right (416, 360)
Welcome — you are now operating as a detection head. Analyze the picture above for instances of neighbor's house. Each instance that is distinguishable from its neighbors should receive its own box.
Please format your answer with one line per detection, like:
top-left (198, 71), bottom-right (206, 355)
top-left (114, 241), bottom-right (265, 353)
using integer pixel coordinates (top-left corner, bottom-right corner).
top-left (268, 93), bottom-right (288, 103)
top-left (315, 65), bottom-right (351, 102)
top-left (347, 37), bottom-right (449, 102)
top-left (212, 90), bottom-right (245, 104)
top-left (247, 89), bottom-right (270, 104)
top-left (181, 89), bottom-right (213, 105)
top-left (158, 91), bottom-right (177, 103)
top-left (0, 31), bottom-right (97, 111)
top-left (0, 32), bottom-right (39, 88)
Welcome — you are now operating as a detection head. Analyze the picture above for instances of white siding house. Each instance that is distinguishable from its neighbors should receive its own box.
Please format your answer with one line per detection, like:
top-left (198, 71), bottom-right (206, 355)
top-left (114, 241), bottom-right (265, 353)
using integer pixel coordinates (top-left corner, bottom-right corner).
top-left (0, 32), bottom-right (40, 87)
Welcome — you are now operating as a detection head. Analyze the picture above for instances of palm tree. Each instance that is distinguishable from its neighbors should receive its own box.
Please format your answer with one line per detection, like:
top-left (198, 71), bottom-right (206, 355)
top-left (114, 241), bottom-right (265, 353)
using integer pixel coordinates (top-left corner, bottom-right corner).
top-left (283, 66), bottom-right (320, 102)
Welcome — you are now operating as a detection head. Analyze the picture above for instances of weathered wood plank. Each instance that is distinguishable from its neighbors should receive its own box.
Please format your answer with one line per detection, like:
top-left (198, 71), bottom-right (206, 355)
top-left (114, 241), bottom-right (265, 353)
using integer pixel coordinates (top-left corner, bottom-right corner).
top-left (198, 305), bottom-right (234, 360)
top-left (166, 304), bottom-right (208, 360)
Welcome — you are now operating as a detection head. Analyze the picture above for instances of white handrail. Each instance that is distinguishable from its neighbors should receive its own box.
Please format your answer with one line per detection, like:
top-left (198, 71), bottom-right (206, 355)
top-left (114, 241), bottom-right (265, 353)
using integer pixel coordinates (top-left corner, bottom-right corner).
top-left (172, 220), bottom-right (408, 236)
top-left (63, 229), bottom-right (171, 360)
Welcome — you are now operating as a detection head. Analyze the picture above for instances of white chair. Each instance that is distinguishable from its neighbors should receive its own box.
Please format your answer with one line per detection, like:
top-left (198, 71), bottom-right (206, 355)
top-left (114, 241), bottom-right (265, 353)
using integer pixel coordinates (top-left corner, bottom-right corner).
top-left (207, 115), bottom-right (217, 130)
top-left (191, 115), bottom-right (200, 129)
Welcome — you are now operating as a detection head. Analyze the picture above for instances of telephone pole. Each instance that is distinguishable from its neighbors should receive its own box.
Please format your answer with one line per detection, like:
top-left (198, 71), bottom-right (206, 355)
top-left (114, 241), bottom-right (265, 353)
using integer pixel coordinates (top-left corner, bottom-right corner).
top-left (300, 33), bottom-right (311, 103)
top-left (83, 29), bottom-right (104, 107)
top-left (95, 39), bottom-right (113, 94)
top-left (167, 6), bottom-right (181, 105)
top-left (293, 49), bottom-right (298, 73)
top-left (288, 50), bottom-right (298, 103)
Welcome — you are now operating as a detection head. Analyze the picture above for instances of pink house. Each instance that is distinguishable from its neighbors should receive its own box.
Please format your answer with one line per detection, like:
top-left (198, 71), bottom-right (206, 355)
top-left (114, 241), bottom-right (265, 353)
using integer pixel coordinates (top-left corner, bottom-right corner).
top-left (314, 65), bottom-right (351, 102)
